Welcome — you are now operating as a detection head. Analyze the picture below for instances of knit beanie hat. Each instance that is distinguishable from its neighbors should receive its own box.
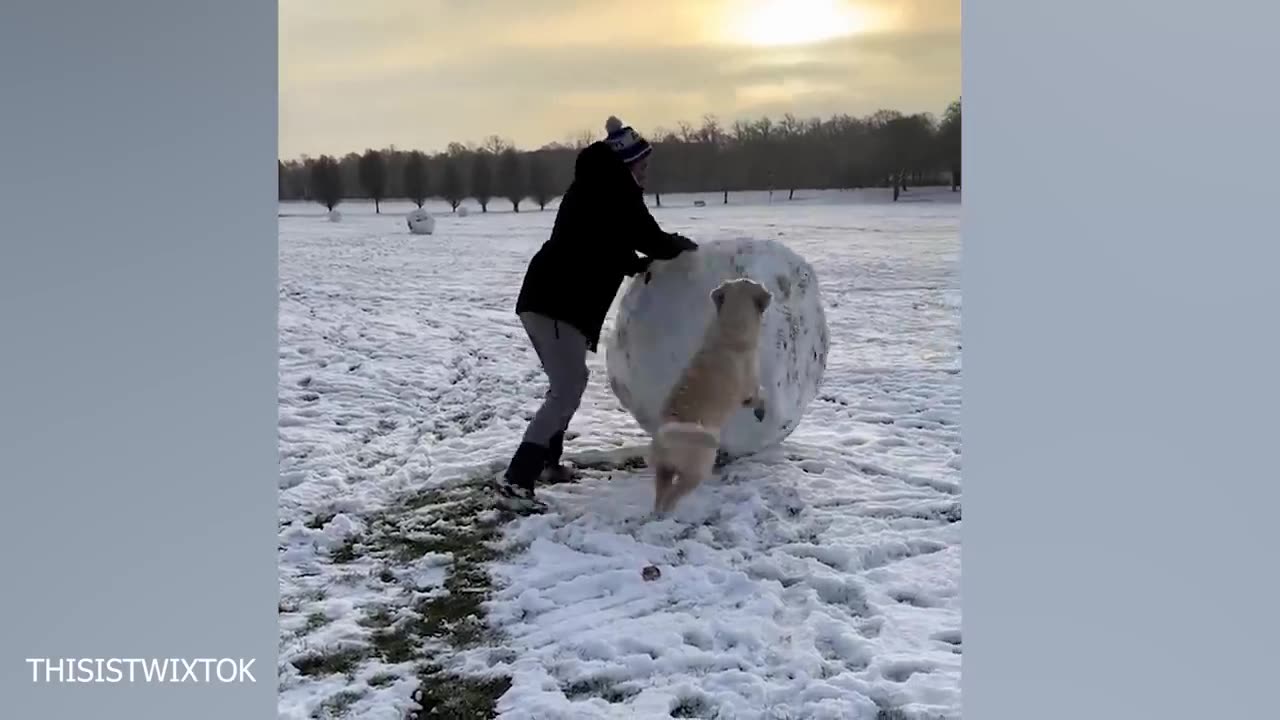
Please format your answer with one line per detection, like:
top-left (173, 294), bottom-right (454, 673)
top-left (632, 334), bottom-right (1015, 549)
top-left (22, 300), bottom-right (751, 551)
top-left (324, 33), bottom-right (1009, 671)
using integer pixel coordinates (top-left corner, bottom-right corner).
top-left (604, 116), bottom-right (652, 165)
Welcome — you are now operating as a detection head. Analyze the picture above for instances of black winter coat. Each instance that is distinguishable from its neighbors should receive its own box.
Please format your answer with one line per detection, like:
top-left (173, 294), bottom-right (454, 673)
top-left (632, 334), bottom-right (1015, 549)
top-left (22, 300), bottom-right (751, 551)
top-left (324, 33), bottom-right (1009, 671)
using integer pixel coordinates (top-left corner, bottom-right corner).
top-left (514, 141), bottom-right (695, 351)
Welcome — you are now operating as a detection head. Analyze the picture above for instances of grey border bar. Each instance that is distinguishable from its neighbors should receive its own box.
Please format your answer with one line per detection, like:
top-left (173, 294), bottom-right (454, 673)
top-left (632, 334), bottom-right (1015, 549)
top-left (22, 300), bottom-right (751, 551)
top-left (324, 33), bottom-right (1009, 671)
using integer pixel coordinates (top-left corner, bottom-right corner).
top-left (965, 1), bottom-right (1278, 717)
top-left (2, 2), bottom-right (278, 718)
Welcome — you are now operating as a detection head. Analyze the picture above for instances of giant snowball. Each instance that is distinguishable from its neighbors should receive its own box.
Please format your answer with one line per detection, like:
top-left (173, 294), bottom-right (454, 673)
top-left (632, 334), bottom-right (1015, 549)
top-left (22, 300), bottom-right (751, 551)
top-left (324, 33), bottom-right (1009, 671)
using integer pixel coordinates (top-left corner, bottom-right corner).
top-left (456, 206), bottom-right (470, 218)
top-left (327, 209), bottom-right (342, 223)
top-left (604, 238), bottom-right (829, 457)
top-left (406, 208), bottom-right (435, 235)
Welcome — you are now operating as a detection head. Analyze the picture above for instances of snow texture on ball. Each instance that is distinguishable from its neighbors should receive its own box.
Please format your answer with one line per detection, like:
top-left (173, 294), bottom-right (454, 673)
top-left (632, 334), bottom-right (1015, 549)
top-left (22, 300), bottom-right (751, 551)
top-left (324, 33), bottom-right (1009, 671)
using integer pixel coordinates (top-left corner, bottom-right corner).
top-left (327, 209), bottom-right (342, 223)
top-left (406, 208), bottom-right (435, 235)
top-left (457, 206), bottom-right (470, 218)
top-left (605, 238), bottom-right (828, 458)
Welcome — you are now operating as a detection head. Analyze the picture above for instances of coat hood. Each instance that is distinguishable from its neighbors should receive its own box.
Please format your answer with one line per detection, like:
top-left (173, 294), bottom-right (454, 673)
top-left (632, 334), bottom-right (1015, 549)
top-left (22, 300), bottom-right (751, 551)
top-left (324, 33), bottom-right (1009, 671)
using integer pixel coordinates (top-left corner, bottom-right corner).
top-left (573, 141), bottom-right (636, 192)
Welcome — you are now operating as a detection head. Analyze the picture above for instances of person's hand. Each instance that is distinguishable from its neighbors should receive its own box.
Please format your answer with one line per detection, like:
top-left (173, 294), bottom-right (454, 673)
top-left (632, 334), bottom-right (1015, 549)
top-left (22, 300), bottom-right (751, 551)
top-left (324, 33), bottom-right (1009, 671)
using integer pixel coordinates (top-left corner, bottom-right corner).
top-left (669, 233), bottom-right (698, 252)
top-left (628, 255), bottom-right (655, 283)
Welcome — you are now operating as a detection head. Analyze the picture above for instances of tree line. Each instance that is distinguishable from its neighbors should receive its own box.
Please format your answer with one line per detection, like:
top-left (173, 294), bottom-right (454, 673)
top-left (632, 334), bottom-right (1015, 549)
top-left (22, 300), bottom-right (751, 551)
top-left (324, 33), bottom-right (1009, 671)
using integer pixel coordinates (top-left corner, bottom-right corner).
top-left (280, 99), bottom-right (960, 212)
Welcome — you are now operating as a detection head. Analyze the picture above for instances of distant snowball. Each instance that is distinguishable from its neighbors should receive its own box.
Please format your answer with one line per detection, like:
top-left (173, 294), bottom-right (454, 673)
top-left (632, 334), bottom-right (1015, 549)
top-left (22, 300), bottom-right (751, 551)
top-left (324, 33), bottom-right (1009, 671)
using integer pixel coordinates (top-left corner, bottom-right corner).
top-left (457, 206), bottom-right (470, 218)
top-left (604, 238), bottom-right (829, 458)
top-left (327, 209), bottom-right (342, 223)
top-left (406, 208), bottom-right (435, 235)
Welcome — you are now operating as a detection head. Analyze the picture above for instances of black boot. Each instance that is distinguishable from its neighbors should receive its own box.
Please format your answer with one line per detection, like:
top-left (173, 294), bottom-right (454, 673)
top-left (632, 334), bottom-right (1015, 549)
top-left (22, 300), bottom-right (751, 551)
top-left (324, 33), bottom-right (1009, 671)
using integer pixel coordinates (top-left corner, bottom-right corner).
top-left (542, 430), bottom-right (574, 483)
top-left (496, 442), bottom-right (548, 512)
top-left (547, 430), bottom-right (564, 465)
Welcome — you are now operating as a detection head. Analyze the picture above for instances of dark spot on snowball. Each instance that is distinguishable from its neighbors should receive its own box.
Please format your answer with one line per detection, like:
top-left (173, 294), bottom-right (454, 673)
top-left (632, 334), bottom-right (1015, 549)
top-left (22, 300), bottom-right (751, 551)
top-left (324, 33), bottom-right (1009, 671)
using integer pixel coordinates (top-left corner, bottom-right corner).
top-left (774, 274), bottom-right (795, 299)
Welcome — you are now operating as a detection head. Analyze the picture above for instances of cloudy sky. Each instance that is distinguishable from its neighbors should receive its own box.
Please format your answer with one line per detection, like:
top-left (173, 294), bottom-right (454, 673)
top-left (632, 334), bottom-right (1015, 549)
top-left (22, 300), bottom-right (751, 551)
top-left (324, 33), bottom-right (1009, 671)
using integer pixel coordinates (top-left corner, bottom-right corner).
top-left (279, 0), bottom-right (959, 159)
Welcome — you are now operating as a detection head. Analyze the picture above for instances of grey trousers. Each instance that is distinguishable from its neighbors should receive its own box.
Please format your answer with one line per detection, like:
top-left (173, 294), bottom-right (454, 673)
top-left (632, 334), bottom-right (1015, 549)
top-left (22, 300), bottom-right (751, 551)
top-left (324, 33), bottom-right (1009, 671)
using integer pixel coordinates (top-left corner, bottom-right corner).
top-left (519, 312), bottom-right (589, 447)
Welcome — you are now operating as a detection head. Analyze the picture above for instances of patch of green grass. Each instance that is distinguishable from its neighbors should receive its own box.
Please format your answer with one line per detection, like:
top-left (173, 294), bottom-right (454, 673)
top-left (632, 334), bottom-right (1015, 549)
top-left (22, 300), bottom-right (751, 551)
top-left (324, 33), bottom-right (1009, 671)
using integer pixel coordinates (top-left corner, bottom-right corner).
top-left (602, 685), bottom-right (639, 705)
top-left (330, 536), bottom-right (362, 564)
top-left (409, 669), bottom-right (512, 720)
top-left (403, 514), bottom-right (505, 650)
top-left (291, 646), bottom-right (370, 678)
top-left (312, 689), bottom-right (365, 718)
top-left (307, 511), bottom-right (338, 530)
top-left (367, 672), bottom-right (399, 688)
top-left (564, 678), bottom-right (639, 704)
top-left (369, 621), bottom-right (417, 665)
top-left (392, 482), bottom-right (514, 716)
top-left (400, 481), bottom-right (485, 513)
top-left (280, 588), bottom-right (327, 615)
top-left (303, 611), bottom-right (330, 633)
top-left (574, 456), bottom-right (647, 473)
top-left (671, 695), bottom-right (716, 718)
top-left (332, 570), bottom-right (368, 586)
top-left (358, 606), bottom-right (396, 628)
top-left (307, 474), bottom-right (516, 718)
top-left (385, 536), bottom-right (450, 564)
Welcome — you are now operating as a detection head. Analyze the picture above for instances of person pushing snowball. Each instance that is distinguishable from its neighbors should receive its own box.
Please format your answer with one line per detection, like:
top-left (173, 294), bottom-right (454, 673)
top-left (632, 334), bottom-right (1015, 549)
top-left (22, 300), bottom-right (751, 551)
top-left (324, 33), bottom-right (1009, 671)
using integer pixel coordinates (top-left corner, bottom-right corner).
top-left (497, 115), bottom-right (698, 512)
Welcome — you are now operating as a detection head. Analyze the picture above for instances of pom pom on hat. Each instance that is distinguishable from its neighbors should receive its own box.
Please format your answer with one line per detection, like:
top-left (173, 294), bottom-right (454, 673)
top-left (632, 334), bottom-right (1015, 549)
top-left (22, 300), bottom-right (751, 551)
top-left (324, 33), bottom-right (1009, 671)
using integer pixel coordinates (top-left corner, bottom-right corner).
top-left (604, 115), bottom-right (652, 165)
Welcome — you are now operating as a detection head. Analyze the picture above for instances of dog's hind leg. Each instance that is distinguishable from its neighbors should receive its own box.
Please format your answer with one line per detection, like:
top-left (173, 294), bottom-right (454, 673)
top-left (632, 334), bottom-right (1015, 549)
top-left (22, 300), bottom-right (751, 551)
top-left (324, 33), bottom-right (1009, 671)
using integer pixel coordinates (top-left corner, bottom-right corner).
top-left (747, 384), bottom-right (768, 422)
top-left (661, 463), bottom-right (711, 514)
top-left (652, 465), bottom-right (676, 515)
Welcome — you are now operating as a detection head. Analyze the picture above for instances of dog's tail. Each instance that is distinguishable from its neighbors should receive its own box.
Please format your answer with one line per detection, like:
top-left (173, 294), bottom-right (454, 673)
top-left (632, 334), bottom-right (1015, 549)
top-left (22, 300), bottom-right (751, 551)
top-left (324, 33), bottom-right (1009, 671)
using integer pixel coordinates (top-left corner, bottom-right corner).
top-left (656, 421), bottom-right (720, 450)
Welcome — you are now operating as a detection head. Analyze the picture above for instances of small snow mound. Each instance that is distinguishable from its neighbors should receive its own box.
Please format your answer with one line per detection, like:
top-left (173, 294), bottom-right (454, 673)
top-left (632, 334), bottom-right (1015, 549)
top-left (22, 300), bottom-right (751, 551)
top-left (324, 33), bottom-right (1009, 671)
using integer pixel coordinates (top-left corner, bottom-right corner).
top-left (320, 513), bottom-right (363, 547)
top-left (605, 237), bottom-right (829, 457)
top-left (456, 206), bottom-right (470, 218)
top-left (406, 208), bottom-right (435, 235)
top-left (327, 209), bottom-right (342, 223)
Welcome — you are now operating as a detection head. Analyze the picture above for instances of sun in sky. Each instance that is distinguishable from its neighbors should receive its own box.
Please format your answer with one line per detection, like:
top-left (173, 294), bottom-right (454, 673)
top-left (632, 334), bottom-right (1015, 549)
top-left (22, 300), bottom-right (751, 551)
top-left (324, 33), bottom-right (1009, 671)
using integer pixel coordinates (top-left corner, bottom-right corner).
top-left (726, 0), bottom-right (875, 47)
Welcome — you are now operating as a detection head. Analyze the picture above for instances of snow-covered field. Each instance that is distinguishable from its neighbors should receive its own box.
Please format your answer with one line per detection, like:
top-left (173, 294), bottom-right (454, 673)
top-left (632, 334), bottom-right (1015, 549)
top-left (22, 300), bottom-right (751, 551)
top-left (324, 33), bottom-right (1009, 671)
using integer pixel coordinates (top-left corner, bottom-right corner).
top-left (277, 188), bottom-right (961, 720)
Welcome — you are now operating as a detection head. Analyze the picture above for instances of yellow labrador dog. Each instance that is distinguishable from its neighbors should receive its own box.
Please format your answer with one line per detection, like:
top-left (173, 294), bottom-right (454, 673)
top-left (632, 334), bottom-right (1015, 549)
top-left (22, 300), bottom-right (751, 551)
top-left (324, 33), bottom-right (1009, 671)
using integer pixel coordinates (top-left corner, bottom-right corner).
top-left (649, 278), bottom-right (771, 514)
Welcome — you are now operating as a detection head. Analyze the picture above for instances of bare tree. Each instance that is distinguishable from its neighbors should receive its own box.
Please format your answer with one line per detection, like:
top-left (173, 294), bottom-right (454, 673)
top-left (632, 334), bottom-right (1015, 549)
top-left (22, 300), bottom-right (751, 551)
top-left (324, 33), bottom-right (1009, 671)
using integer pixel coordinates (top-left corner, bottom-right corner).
top-left (938, 98), bottom-right (961, 190)
top-left (527, 152), bottom-right (556, 210)
top-left (565, 129), bottom-right (596, 150)
top-left (309, 155), bottom-right (343, 211)
top-left (497, 148), bottom-right (528, 212)
top-left (283, 101), bottom-right (962, 208)
top-left (470, 152), bottom-right (494, 212)
top-left (358, 149), bottom-right (388, 213)
top-left (483, 135), bottom-right (513, 155)
top-left (880, 113), bottom-right (936, 196)
top-left (382, 148), bottom-right (407, 199)
top-left (692, 115), bottom-right (736, 204)
top-left (403, 151), bottom-right (429, 208)
top-left (647, 132), bottom-right (680, 207)
top-left (278, 159), bottom-right (309, 201)
top-left (777, 113), bottom-right (805, 199)
top-left (440, 156), bottom-right (465, 212)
